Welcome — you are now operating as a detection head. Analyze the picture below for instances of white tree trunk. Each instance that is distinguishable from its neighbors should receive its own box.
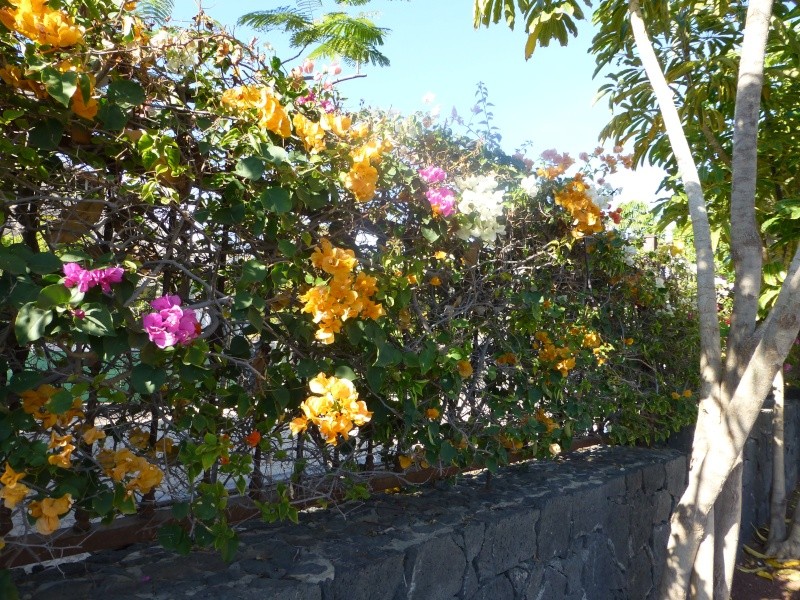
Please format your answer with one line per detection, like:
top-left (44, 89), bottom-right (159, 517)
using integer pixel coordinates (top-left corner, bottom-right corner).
top-left (712, 459), bottom-right (742, 600)
top-left (768, 369), bottom-right (787, 549)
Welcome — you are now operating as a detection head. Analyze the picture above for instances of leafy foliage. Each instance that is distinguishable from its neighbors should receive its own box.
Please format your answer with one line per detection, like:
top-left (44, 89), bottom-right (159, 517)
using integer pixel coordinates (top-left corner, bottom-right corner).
top-left (0, 0), bottom-right (697, 580)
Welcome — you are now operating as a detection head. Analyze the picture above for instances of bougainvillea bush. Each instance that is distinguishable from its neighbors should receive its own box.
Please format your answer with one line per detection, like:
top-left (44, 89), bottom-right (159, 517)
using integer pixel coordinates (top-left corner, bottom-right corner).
top-left (0, 0), bottom-right (698, 563)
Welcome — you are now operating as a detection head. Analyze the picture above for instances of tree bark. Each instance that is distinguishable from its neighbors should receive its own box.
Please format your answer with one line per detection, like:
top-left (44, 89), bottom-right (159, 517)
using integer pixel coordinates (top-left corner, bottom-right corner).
top-left (767, 369), bottom-right (787, 549)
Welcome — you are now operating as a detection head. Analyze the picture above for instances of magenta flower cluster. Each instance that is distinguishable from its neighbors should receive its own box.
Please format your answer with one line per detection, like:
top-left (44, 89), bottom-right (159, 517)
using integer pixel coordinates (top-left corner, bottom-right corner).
top-left (425, 188), bottom-right (456, 217)
top-left (142, 295), bottom-right (200, 349)
top-left (419, 166), bottom-right (446, 185)
top-left (63, 263), bottom-right (124, 293)
top-left (418, 166), bottom-right (455, 217)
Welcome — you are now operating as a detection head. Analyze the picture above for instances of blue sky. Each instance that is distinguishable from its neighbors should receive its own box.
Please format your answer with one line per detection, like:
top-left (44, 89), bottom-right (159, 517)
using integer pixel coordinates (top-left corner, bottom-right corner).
top-left (171, 0), bottom-right (664, 204)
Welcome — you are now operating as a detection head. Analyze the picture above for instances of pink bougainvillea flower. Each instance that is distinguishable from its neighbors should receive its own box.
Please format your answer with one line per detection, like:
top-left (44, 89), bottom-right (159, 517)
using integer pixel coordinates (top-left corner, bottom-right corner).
top-left (143, 295), bottom-right (200, 349)
top-left (425, 188), bottom-right (456, 217)
top-left (419, 166), bottom-right (446, 185)
top-left (63, 263), bottom-right (94, 292)
top-left (63, 263), bottom-right (124, 294)
top-left (97, 267), bottom-right (124, 293)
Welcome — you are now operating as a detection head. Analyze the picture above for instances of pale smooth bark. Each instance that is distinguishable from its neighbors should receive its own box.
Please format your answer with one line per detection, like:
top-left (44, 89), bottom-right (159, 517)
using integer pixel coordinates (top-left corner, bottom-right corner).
top-left (624, 0), bottom-right (783, 596)
top-left (767, 369), bottom-right (787, 549)
top-left (661, 246), bottom-right (800, 598)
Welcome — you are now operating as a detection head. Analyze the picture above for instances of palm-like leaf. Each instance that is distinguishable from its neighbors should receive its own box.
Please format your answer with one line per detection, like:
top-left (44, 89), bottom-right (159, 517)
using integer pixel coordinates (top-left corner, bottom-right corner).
top-left (136, 0), bottom-right (175, 25)
top-left (240, 2), bottom-right (390, 67)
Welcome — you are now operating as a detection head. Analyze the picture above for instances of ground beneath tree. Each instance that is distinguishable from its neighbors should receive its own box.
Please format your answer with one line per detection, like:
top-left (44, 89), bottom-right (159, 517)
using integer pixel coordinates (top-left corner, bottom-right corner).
top-left (731, 534), bottom-right (800, 600)
top-left (731, 567), bottom-right (800, 599)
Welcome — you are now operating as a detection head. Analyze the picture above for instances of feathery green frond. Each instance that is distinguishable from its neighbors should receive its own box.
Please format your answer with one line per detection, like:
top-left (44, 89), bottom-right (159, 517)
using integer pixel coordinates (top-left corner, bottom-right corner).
top-left (136, 0), bottom-right (174, 25)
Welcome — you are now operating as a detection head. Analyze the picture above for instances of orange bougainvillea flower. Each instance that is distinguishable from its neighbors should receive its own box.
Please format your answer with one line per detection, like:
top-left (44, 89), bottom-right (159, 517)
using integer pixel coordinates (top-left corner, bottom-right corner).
top-left (28, 494), bottom-right (73, 535)
top-left (220, 85), bottom-right (291, 137)
top-left (456, 360), bottom-right (473, 378)
top-left (0, 0), bottom-right (84, 47)
top-left (496, 352), bottom-right (517, 366)
top-left (429, 276), bottom-right (442, 286)
top-left (0, 463), bottom-right (30, 509)
top-left (425, 408), bottom-right (440, 419)
top-left (71, 86), bottom-right (98, 120)
top-left (245, 431), bottom-right (261, 447)
top-left (290, 373), bottom-right (372, 446)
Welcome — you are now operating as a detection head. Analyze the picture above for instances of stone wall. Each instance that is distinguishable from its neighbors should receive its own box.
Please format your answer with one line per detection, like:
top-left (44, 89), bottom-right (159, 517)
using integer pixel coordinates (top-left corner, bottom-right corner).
top-left (741, 394), bottom-right (800, 542)
top-left (15, 447), bottom-right (687, 600)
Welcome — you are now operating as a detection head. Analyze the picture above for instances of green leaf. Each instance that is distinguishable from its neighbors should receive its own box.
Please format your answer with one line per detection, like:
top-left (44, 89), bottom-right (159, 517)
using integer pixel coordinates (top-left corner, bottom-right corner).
top-left (107, 79), bottom-right (145, 109)
top-left (14, 302), bottom-right (53, 344)
top-left (172, 501), bottom-right (190, 519)
top-left (260, 187), bottom-right (292, 213)
top-left (421, 227), bottom-right (440, 243)
top-left (440, 440), bottom-right (458, 464)
top-left (235, 157), bottom-right (264, 180)
top-left (0, 570), bottom-right (19, 600)
top-left (97, 103), bottom-right (128, 131)
top-left (263, 145), bottom-right (289, 164)
top-left (131, 363), bottom-right (167, 394)
top-left (42, 67), bottom-right (78, 107)
top-left (36, 283), bottom-right (72, 308)
top-left (76, 304), bottom-right (115, 337)
top-left (374, 340), bottom-right (402, 367)
top-left (91, 490), bottom-right (114, 516)
top-left (278, 239), bottom-right (297, 257)
top-left (214, 529), bottom-right (239, 562)
top-left (366, 366), bottom-right (384, 393)
top-left (46, 390), bottom-right (76, 414)
top-left (334, 365), bottom-right (357, 381)
top-left (27, 252), bottom-right (62, 274)
top-left (8, 371), bottom-right (42, 393)
top-left (158, 523), bottom-right (191, 555)
top-left (29, 118), bottom-right (64, 150)
top-left (240, 259), bottom-right (268, 284)
top-left (0, 248), bottom-right (27, 274)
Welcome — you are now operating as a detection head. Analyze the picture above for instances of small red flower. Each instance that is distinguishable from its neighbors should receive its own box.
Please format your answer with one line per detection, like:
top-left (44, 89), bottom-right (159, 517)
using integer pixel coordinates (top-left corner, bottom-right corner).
top-left (245, 431), bottom-right (261, 448)
top-left (219, 455), bottom-right (230, 465)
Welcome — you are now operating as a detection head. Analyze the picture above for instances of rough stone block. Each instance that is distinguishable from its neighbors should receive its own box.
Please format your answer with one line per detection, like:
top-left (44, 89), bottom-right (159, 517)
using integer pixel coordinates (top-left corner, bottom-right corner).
top-left (524, 564), bottom-right (567, 600)
top-left (664, 456), bottom-right (688, 498)
top-left (469, 574), bottom-right (515, 600)
top-left (474, 508), bottom-right (538, 581)
top-left (642, 463), bottom-right (666, 494)
top-left (405, 535), bottom-right (466, 600)
top-left (330, 551), bottom-right (405, 600)
top-left (537, 494), bottom-right (571, 561)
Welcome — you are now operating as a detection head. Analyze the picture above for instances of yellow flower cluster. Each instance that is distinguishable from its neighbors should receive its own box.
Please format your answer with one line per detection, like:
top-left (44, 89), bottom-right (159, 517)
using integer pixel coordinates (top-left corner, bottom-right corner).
top-left (535, 408), bottom-right (557, 433)
top-left (97, 448), bottom-right (164, 494)
top-left (220, 86), bottom-right (291, 137)
top-left (0, 463), bottom-right (30, 509)
top-left (456, 360), bottom-right (473, 378)
top-left (289, 373), bottom-right (372, 445)
top-left (671, 390), bottom-right (693, 400)
top-left (342, 138), bottom-right (391, 202)
top-left (293, 113), bottom-right (325, 153)
top-left (320, 112), bottom-right (351, 137)
top-left (554, 175), bottom-right (603, 239)
top-left (21, 384), bottom-right (83, 429)
top-left (299, 239), bottom-right (384, 344)
top-left (48, 432), bottom-right (75, 469)
top-left (534, 331), bottom-right (575, 377)
top-left (0, 0), bottom-right (83, 47)
top-left (293, 111), bottom-right (352, 153)
top-left (0, 64), bottom-right (46, 97)
top-left (28, 494), bottom-right (72, 535)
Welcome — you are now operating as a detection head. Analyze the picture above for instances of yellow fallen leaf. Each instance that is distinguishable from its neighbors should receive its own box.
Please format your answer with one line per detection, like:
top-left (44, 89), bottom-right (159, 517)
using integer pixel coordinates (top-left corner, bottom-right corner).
top-left (737, 565), bottom-right (765, 573)
top-left (756, 570), bottom-right (774, 580)
top-left (744, 544), bottom-right (768, 559)
top-left (775, 569), bottom-right (800, 581)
